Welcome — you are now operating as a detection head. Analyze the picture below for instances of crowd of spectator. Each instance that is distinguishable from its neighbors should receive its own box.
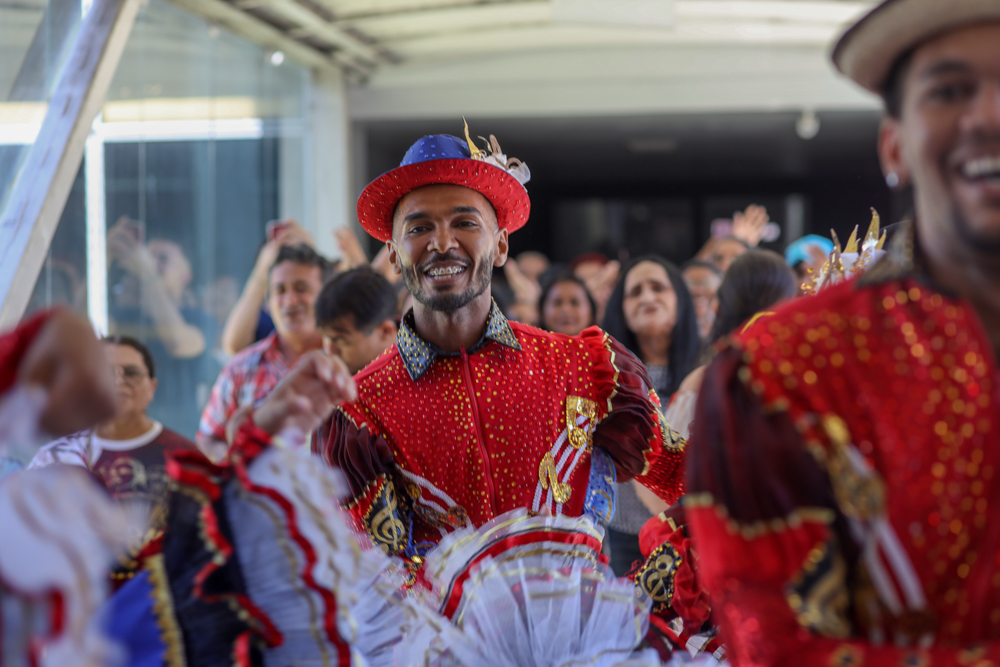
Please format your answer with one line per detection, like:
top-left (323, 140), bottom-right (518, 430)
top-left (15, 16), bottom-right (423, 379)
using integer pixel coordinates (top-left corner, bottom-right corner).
top-left (27, 200), bottom-right (849, 574)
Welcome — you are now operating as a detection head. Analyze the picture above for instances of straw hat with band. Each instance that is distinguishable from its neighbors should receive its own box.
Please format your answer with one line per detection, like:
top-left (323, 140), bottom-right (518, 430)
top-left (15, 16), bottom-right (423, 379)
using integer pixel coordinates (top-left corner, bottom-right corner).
top-left (833, 0), bottom-right (1000, 94)
top-left (357, 125), bottom-right (531, 243)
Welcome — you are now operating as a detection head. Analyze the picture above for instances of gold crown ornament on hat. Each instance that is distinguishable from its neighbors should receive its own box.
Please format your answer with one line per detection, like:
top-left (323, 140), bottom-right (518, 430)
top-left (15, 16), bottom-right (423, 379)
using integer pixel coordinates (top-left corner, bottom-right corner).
top-left (802, 209), bottom-right (887, 296)
top-left (462, 118), bottom-right (531, 186)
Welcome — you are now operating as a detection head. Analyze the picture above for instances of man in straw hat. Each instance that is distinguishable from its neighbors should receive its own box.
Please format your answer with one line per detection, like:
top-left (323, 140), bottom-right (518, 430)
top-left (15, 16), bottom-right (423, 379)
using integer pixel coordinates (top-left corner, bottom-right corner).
top-left (239, 127), bottom-right (685, 567)
top-left (685, 2), bottom-right (1000, 664)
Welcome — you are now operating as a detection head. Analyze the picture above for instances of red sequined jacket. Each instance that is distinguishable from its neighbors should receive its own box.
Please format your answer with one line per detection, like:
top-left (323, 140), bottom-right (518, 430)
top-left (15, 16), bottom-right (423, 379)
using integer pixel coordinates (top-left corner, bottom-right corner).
top-left (314, 302), bottom-right (686, 557)
top-left (688, 223), bottom-right (1000, 665)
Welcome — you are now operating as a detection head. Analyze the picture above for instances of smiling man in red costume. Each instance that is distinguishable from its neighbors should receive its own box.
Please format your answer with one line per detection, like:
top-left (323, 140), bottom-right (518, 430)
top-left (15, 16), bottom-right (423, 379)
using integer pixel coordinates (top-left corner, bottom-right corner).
top-left (248, 128), bottom-right (685, 564)
top-left (687, 1), bottom-right (1000, 664)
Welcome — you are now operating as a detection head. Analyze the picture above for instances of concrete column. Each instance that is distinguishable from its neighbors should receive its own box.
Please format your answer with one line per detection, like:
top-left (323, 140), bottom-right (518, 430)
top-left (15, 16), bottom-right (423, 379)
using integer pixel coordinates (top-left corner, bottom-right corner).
top-left (308, 67), bottom-right (351, 261)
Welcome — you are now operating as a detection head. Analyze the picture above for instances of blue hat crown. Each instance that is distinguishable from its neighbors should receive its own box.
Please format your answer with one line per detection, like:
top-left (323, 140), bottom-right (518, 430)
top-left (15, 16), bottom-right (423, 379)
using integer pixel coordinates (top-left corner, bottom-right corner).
top-left (399, 134), bottom-right (470, 167)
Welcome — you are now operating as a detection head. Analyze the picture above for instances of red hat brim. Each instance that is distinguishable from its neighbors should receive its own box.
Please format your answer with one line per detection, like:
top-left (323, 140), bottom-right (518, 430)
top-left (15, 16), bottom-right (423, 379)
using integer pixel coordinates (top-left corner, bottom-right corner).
top-left (356, 158), bottom-right (530, 243)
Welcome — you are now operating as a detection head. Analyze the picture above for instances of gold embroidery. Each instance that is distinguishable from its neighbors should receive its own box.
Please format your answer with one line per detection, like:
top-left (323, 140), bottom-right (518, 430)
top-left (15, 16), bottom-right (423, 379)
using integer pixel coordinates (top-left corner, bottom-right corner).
top-left (538, 452), bottom-right (572, 504)
top-left (685, 492), bottom-right (836, 539)
top-left (821, 414), bottom-right (886, 521)
top-left (363, 480), bottom-right (408, 555)
top-left (566, 395), bottom-right (598, 450)
top-left (144, 553), bottom-right (188, 667)
top-left (785, 539), bottom-right (851, 638)
top-left (635, 541), bottom-right (681, 614)
top-left (658, 408), bottom-right (686, 453)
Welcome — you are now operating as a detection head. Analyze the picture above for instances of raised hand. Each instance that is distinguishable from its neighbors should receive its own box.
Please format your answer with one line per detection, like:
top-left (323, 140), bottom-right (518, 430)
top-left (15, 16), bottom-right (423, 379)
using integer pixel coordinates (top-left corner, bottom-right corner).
top-left (333, 226), bottom-right (369, 270)
top-left (732, 204), bottom-right (769, 247)
top-left (252, 351), bottom-right (357, 437)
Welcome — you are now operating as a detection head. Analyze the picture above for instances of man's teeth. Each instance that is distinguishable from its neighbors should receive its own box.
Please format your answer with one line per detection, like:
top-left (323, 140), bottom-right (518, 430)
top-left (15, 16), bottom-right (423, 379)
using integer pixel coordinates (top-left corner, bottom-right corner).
top-left (963, 156), bottom-right (1000, 179)
top-left (427, 266), bottom-right (465, 277)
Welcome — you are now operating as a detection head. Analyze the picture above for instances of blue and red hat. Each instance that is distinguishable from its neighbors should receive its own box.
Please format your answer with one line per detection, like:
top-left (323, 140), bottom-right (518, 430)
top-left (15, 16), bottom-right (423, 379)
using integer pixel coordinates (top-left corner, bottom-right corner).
top-left (356, 126), bottom-right (531, 243)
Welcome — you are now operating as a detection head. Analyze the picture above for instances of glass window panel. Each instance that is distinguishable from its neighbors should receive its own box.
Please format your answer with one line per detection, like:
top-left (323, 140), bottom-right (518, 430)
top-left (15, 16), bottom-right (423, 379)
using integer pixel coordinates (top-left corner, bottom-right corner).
top-left (97, 0), bottom-right (310, 439)
top-left (16, 0), bottom-right (311, 437)
top-left (6, 0), bottom-right (87, 320)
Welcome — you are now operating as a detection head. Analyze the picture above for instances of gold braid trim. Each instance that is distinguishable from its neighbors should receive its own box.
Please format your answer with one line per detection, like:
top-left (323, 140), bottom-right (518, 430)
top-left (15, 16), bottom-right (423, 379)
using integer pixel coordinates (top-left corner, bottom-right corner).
top-left (686, 492), bottom-right (835, 540)
top-left (143, 553), bottom-right (188, 667)
top-left (602, 333), bottom-right (621, 415)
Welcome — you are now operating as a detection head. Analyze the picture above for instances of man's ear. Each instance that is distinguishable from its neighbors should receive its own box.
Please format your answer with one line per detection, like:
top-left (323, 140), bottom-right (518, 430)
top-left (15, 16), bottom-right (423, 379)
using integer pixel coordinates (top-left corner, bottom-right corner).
top-left (376, 320), bottom-right (397, 344)
top-left (386, 241), bottom-right (402, 275)
top-left (493, 228), bottom-right (510, 268)
top-left (878, 116), bottom-right (911, 188)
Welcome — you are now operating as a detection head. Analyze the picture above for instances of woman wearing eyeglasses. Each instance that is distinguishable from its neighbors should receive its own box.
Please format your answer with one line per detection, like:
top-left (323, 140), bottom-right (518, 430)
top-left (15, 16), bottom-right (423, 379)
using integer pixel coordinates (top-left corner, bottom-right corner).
top-left (30, 335), bottom-right (196, 553)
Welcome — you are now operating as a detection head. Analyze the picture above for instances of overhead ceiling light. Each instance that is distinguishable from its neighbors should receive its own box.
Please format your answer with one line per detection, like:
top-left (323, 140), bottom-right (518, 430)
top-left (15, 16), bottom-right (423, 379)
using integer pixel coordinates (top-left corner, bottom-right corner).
top-left (796, 109), bottom-right (820, 140)
top-left (270, 50), bottom-right (286, 66)
top-left (553, 0), bottom-right (675, 28)
top-left (627, 137), bottom-right (678, 153)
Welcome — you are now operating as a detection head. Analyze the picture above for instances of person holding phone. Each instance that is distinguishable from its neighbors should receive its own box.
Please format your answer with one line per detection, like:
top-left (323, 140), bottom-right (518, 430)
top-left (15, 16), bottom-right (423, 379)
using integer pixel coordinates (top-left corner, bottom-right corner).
top-left (106, 216), bottom-right (219, 437)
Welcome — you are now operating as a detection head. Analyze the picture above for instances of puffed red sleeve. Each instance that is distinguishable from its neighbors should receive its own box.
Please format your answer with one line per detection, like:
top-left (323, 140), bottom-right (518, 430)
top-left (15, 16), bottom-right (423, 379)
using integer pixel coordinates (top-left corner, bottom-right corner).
top-left (687, 347), bottom-right (1000, 666)
top-left (0, 310), bottom-right (55, 396)
top-left (312, 406), bottom-right (409, 556)
top-left (582, 326), bottom-right (685, 507)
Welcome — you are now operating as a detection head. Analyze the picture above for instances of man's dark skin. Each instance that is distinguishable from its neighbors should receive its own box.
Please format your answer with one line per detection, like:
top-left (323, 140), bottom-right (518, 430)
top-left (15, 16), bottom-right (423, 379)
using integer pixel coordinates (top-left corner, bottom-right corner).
top-left (879, 22), bottom-right (1000, 355)
top-left (387, 183), bottom-right (509, 352)
top-left (254, 183), bottom-right (507, 436)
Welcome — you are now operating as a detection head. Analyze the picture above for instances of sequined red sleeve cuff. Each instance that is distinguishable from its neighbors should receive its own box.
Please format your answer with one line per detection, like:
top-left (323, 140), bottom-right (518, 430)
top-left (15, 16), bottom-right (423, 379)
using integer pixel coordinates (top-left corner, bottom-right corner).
top-left (582, 327), bottom-right (685, 505)
top-left (313, 406), bottom-right (396, 499)
top-left (0, 309), bottom-right (56, 396)
top-left (634, 510), bottom-right (711, 629)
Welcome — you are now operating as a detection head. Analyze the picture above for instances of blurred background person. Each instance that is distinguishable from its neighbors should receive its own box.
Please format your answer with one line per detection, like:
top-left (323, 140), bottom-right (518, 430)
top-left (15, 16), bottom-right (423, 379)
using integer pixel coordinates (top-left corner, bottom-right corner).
top-left (784, 233), bottom-right (835, 289)
top-left (515, 250), bottom-right (550, 283)
top-left (538, 272), bottom-right (597, 337)
top-left (681, 260), bottom-right (723, 341)
top-left (107, 216), bottom-right (218, 438)
top-left (30, 335), bottom-right (196, 553)
top-left (221, 219), bottom-right (315, 356)
top-left (600, 255), bottom-right (700, 575)
top-left (663, 249), bottom-right (797, 446)
top-left (571, 252), bottom-right (621, 324)
top-left (637, 250), bottom-right (796, 532)
top-left (315, 267), bottom-right (398, 375)
top-left (197, 243), bottom-right (330, 460)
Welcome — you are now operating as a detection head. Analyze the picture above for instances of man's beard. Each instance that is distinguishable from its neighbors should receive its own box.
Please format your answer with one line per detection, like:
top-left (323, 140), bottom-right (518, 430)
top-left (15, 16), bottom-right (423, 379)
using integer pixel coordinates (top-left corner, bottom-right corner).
top-left (952, 204), bottom-right (1000, 254)
top-left (401, 250), bottom-right (493, 313)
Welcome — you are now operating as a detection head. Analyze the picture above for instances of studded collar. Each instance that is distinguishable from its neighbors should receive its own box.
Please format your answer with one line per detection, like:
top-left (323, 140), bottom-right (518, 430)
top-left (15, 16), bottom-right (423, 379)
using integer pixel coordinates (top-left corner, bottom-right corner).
top-left (396, 299), bottom-right (522, 381)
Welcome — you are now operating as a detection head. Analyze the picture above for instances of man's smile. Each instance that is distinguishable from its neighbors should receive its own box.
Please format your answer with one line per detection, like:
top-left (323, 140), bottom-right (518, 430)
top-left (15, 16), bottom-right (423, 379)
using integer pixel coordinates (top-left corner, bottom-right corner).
top-left (422, 259), bottom-right (470, 286)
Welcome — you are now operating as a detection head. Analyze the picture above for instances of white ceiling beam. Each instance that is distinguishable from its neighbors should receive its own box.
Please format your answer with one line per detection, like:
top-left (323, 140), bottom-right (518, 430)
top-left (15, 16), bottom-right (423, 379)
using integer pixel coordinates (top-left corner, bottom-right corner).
top-left (312, 0), bottom-right (483, 20)
top-left (348, 44), bottom-right (878, 121)
top-left (674, 1), bottom-right (871, 24)
top-left (164, 0), bottom-right (356, 74)
top-left (338, 1), bottom-right (549, 40)
top-left (237, 0), bottom-right (385, 64)
top-left (387, 20), bottom-right (847, 59)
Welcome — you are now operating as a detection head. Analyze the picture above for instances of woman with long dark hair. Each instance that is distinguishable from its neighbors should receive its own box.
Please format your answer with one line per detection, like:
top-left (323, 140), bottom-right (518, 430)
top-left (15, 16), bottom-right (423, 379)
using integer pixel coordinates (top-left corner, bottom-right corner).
top-left (601, 256), bottom-right (700, 398)
top-left (537, 273), bottom-right (597, 337)
top-left (599, 255), bottom-right (700, 575)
